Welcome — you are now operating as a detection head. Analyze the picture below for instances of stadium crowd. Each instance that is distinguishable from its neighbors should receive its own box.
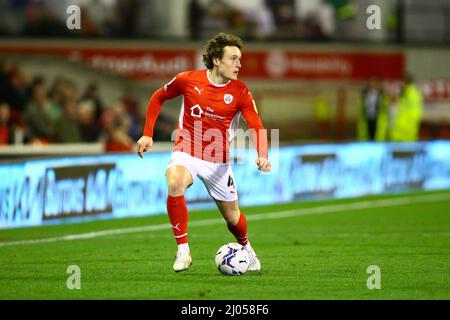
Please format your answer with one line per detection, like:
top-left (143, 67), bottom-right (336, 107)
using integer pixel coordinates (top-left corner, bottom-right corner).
top-left (0, 0), bottom-right (340, 41)
top-left (0, 60), bottom-right (175, 150)
top-left (1, 57), bottom-right (425, 150)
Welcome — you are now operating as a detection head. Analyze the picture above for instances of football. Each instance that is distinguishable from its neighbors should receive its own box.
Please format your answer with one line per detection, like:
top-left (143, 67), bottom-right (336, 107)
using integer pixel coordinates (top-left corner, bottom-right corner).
top-left (215, 243), bottom-right (250, 276)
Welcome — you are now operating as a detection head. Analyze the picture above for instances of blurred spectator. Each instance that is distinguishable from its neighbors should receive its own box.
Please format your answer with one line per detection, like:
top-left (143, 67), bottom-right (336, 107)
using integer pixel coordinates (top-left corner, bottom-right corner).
top-left (47, 76), bottom-right (73, 124)
top-left (61, 79), bottom-right (79, 104)
top-left (0, 0), bottom-right (447, 43)
top-left (0, 56), bottom-right (176, 149)
top-left (313, 96), bottom-right (332, 140)
top-left (390, 75), bottom-right (423, 142)
top-left (0, 61), bottom-right (28, 123)
top-left (357, 76), bottom-right (389, 141)
top-left (0, 101), bottom-right (14, 145)
top-left (21, 78), bottom-right (55, 143)
top-left (100, 104), bottom-right (134, 152)
top-left (195, 0), bottom-right (247, 39)
top-left (116, 0), bottom-right (141, 38)
top-left (105, 129), bottom-right (134, 151)
top-left (299, 13), bottom-right (326, 40)
top-left (189, 0), bottom-right (206, 39)
top-left (81, 82), bottom-right (103, 122)
top-left (295, 0), bottom-right (334, 40)
top-left (121, 95), bottom-right (142, 141)
top-left (112, 100), bottom-right (132, 134)
top-left (54, 98), bottom-right (82, 143)
top-left (97, 0), bottom-right (141, 38)
top-left (0, 0), bottom-right (27, 36)
top-left (78, 100), bottom-right (101, 142)
top-left (226, 0), bottom-right (276, 39)
top-left (23, 1), bottom-right (68, 37)
top-left (78, 5), bottom-right (101, 37)
top-left (265, 0), bottom-right (297, 38)
top-left (153, 113), bottom-right (176, 141)
top-left (26, 75), bottom-right (45, 103)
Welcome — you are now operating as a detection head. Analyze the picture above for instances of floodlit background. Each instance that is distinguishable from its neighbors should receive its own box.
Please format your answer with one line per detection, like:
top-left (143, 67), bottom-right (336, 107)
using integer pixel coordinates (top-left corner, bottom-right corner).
top-left (0, 0), bottom-right (449, 153)
top-left (1, 0), bottom-right (450, 222)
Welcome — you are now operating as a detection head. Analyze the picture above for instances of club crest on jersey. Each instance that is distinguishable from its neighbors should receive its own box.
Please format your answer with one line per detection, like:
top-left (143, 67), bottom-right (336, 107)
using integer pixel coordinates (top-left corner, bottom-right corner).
top-left (224, 94), bottom-right (233, 104)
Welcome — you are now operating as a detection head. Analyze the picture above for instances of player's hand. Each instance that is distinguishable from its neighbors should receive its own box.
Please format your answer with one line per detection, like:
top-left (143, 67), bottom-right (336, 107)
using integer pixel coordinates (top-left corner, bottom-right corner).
top-left (137, 136), bottom-right (153, 158)
top-left (255, 157), bottom-right (271, 172)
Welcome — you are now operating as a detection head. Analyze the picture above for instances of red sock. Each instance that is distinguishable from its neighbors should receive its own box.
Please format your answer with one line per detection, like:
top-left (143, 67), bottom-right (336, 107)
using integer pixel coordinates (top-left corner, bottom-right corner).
top-left (167, 195), bottom-right (189, 245)
top-left (227, 213), bottom-right (248, 246)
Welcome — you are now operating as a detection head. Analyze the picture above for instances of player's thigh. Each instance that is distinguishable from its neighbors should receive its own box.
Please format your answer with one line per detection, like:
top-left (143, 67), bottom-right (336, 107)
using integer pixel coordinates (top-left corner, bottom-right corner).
top-left (214, 199), bottom-right (241, 225)
top-left (199, 163), bottom-right (238, 201)
top-left (165, 165), bottom-right (194, 196)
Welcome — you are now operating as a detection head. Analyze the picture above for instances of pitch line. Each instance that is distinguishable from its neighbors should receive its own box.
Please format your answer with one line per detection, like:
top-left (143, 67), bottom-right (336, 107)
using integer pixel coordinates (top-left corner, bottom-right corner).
top-left (0, 193), bottom-right (448, 248)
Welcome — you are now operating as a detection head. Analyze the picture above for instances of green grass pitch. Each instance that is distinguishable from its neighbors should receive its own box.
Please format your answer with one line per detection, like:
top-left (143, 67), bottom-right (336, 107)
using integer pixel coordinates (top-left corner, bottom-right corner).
top-left (0, 190), bottom-right (449, 300)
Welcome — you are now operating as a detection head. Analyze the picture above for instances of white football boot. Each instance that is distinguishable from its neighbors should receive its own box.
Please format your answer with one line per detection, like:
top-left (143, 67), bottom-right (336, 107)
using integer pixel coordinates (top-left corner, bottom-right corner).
top-left (173, 252), bottom-right (192, 272)
top-left (245, 245), bottom-right (261, 271)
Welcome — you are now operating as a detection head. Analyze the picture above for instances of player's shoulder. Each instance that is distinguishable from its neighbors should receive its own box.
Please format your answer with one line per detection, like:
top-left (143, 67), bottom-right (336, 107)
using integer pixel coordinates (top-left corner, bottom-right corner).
top-left (231, 79), bottom-right (249, 90)
top-left (177, 69), bottom-right (205, 80)
top-left (229, 79), bottom-right (250, 93)
top-left (229, 80), bottom-right (254, 104)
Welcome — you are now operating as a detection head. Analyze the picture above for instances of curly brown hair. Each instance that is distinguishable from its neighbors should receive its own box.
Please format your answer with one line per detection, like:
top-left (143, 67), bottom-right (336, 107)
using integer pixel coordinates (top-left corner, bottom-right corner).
top-left (202, 33), bottom-right (243, 70)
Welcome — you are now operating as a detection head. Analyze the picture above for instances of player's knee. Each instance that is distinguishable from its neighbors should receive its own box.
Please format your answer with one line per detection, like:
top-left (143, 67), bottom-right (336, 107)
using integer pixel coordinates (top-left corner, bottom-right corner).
top-left (167, 178), bottom-right (187, 196)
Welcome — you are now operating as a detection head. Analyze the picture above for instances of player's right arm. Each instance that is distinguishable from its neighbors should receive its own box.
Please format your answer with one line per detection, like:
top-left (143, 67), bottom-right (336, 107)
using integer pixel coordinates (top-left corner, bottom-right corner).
top-left (238, 87), bottom-right (271, 172)
top-left (137, 73), bottom-right (186, 158)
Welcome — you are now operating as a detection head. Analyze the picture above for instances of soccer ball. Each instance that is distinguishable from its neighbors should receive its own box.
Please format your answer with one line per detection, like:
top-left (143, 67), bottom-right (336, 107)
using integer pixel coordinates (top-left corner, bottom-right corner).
top-left (215, 243), bottom-right (250, 276)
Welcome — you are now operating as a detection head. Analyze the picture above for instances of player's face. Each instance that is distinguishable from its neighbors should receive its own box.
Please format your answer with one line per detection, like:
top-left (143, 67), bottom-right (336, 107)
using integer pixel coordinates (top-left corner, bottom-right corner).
top-left (217, 46), bottom-right (242, 81)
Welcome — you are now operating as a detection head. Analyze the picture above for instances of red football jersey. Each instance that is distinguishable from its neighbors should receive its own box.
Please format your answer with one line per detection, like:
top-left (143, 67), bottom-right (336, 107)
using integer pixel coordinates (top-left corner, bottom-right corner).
top-left (143, 69), bottom-right (268, 163)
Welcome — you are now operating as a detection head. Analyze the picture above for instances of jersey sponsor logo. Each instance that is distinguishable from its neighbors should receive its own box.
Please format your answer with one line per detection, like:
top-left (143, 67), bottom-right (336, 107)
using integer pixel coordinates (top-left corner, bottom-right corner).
top-left (224, 94), bottom-right (233, 104)
top-left (194, 86), bottom-right (204, 95)
top-left (190, 104), bottom-right (204, 117)
top-left (204, 106), bottom-right (226, 120)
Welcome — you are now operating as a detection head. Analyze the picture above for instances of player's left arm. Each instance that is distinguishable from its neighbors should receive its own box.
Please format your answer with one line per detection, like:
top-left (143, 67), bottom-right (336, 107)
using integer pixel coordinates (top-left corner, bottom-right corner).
top-left (239, 89), bottom-right (271, 172)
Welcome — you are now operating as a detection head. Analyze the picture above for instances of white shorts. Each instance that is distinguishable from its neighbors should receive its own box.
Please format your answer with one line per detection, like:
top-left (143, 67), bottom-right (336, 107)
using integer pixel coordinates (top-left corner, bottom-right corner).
top-left (166, 151), bottom-right (238, 202)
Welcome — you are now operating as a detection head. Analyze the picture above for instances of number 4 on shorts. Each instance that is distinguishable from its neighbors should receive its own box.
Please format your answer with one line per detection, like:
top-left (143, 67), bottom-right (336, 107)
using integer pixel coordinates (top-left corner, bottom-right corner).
top-left (227, 175), bottom-right (235, 188)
